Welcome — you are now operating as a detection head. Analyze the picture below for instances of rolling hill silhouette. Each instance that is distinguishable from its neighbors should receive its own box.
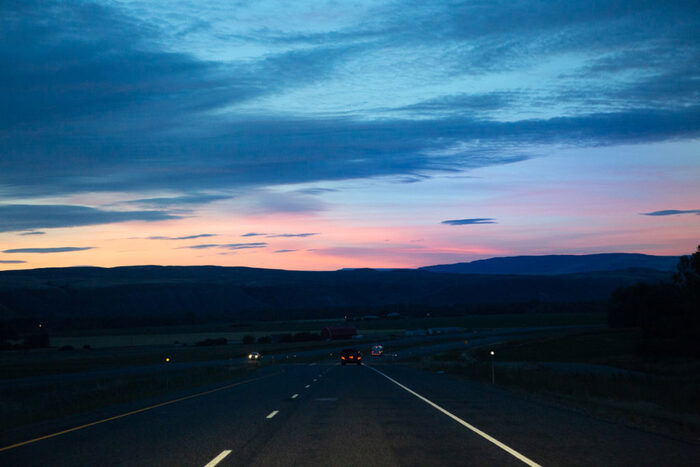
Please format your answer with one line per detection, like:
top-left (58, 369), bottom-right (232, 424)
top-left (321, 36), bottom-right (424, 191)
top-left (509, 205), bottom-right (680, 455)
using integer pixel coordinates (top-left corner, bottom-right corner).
top-left (0, 253), bottom-right (677, 328)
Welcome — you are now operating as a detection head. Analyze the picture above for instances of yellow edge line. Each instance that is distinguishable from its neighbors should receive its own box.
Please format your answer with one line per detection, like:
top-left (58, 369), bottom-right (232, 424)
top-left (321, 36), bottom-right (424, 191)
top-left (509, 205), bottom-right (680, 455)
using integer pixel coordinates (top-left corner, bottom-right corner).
top-left (0, 372), bottom-right (278, 452)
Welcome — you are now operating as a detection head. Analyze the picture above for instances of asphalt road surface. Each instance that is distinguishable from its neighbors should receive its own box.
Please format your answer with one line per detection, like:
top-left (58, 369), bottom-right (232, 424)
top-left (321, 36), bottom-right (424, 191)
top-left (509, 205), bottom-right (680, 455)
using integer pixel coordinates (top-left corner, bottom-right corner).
top-left (1, 360), bottom-right (698, 466)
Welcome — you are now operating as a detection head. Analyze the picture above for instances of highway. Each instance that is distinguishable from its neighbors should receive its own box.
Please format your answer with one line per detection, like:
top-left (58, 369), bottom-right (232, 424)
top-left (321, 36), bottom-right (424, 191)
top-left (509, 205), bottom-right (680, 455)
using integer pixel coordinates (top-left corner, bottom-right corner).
top-left (0, 325), bottom-right (594, 391)
top-left (1, 359), bottom-right (698, 466)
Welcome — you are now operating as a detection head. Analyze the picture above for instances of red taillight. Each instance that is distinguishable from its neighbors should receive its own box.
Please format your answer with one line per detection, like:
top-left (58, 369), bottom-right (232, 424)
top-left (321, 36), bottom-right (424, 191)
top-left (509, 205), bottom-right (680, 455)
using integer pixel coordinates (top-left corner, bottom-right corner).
top-left (341, 356), bottom-right (345, 359)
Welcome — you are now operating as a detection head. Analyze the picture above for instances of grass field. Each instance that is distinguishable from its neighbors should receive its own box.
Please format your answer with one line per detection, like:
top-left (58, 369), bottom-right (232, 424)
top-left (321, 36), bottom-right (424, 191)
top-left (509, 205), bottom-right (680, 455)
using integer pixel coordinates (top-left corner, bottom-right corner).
top-left (420, 328), bottom-right (700, 438)
top-left (47, 312), bottom-right (606, 345)
top-left (0, 365), bottom-right (260, 432)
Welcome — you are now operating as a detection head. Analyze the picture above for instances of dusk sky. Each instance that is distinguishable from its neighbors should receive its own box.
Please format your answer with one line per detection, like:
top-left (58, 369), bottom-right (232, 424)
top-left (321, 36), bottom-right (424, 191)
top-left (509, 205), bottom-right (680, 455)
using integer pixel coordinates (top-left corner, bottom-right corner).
top-left (1, 0), bottom-right (699, 270)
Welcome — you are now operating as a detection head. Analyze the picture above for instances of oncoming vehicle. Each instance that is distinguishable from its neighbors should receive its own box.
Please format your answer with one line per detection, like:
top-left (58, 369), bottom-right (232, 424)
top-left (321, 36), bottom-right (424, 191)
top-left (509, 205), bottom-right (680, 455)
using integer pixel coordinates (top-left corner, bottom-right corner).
top-left (340, 348), bottom-right (362, 365)
top-left (371, 344), bottom-right (384, 356)
top-left (248, 351), bottom-right (261, 361)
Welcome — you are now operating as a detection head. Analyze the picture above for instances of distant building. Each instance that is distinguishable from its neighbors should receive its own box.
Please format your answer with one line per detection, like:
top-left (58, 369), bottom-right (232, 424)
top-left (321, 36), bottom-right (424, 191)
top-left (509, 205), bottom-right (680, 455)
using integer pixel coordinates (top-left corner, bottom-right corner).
top-left (321, 326), bottom-right (358, 340)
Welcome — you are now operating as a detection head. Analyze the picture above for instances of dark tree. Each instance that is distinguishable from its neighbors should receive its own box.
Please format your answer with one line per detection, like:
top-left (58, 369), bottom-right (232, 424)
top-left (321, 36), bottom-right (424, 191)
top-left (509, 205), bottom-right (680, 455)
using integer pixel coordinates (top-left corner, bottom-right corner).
top-left (608, 245), bottom-right (700, 357)
top-left (242, 335), bottom-right (255, 345)
top-left (674, 245), bottom-right (700, 290)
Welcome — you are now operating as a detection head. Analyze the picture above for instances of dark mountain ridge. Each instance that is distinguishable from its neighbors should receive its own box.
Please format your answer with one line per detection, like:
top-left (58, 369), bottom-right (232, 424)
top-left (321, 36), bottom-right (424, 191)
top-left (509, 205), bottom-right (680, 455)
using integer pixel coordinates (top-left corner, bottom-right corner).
top-left (420, 253), bottom-right (679, 275)
top-left (0, 261), bottom-right (673, 329)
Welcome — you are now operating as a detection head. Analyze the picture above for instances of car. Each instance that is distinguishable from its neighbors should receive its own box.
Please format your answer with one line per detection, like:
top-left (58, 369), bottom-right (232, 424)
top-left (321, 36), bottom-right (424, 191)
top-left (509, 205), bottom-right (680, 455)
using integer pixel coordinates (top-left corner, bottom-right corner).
top-left (247, 351), bottom-right (261, 361)
top-left (371, 344), bottom-right (384, 356)
top-left (340, 348), bottom-right (362, 365)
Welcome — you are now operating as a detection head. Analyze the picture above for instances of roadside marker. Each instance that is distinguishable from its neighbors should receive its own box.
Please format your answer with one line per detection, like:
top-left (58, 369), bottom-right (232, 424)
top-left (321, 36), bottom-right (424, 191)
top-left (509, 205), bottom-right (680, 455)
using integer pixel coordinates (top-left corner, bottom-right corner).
top-left (266, 410), bottom-right (279, 419)
top-left (366, 366), bottom-right (541, 467)
top-left (204, 450), bottom-right (231, 467)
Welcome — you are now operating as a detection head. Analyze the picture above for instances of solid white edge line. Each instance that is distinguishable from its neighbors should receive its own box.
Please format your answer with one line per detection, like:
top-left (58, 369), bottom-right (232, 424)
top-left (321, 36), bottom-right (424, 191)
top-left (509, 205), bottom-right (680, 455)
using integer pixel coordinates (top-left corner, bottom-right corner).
top-left (366, 366), bottom-right (541, 467)
top-left (266, 410), bottom-right (279, 419)
top-left (204, 450), bottom-right (232, 467)
top-left (291, 393), bottom-right (299, 399)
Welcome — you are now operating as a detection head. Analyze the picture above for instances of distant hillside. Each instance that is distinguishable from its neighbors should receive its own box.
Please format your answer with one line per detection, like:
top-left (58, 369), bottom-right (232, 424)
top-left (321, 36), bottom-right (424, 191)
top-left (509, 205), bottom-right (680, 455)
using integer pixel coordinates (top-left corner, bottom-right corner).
top-left (0, 265), bottom-right (671, 328)
top-left (420, 253), bottom-right (679, 275)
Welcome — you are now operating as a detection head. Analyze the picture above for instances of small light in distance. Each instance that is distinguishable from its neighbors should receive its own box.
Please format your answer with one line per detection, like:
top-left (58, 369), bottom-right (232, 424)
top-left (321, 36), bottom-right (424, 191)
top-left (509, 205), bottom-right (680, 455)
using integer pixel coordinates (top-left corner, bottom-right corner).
top-left (490, 351), bottom-right (495, 356)
top-left (165, 357), bottom-right (171, 363)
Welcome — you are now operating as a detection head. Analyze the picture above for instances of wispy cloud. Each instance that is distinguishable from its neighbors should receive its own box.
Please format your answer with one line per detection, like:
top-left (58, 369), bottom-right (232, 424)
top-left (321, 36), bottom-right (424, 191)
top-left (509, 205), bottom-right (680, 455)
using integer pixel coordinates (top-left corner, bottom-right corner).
top-left (179, 244), bottom-right (220, 250)
top-left (295, 188), bottom-right (339, 195)
top-left (146, 234), bottom-right (218, 240)
top-left (273, 249), bottom-right (297, 253)
top-left (18, 231), bottom-right (46, 236)
top-left (221, 243), bottom-right (267, 250)
top-left (441, 218), bottom-right (497, 225)
top-left (125, 194), bottom-right (232, 207)
top-left (641, 209), bottom-right (700, 216)
top-left (241, 232), bottom-right (267, 237)
top-left (266, 233), bottom-right (318, 238)
top-left (0, 205), bottom-right (180, 233)
top-left (179, 242), bottom-right (267, 250)
top-left (2, 247), bottom-right (94, 254)
top-left (0, 260), bottom-right (26, 264)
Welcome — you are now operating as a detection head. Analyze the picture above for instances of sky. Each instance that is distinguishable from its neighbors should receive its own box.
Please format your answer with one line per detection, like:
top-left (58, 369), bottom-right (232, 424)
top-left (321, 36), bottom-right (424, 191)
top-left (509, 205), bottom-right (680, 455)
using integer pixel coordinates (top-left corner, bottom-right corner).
top-left (0, 0), bottom-right (699, 271)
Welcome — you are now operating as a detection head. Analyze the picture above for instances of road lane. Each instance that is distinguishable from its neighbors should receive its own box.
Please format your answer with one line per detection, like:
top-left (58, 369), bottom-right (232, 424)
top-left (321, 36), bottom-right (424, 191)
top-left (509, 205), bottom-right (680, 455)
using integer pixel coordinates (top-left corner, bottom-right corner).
top-left (231, 364), bottom-right (527, 467)
top-left (0, 364), bottom-right (324, 467)
top-left (367, 365), bottom-right (540, 466)
top-left (365, 363), bottom-right (700, 466)
top-left (2, 360), bottom-right (698, 466)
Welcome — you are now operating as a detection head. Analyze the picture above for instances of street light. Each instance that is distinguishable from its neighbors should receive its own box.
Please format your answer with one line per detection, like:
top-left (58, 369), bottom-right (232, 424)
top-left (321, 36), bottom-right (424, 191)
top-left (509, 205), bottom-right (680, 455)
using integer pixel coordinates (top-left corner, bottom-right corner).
top-left (490, 350), bottom-right (495, 384)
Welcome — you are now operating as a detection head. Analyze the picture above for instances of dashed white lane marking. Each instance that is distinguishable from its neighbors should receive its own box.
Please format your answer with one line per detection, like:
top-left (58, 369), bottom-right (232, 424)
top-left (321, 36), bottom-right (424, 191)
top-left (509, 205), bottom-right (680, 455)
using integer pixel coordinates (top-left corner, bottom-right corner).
top-left (313, 379), bottom-right (317, 382)
top-left (266, 410), bottom-right (279, 419)
top-left (366, 366), bottom-right (541, 467)
top-left (291, 394), bottom-right (299, 399)
top-left (305, 384), bottom-right (311, 388)
top-left (204, 450), bottom-right (232, 467)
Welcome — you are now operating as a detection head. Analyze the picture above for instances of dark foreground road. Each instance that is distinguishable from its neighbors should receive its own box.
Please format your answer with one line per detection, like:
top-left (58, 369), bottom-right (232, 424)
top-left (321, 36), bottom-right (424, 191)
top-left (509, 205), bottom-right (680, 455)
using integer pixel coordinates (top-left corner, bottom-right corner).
top-left (1, 361), bottom-right (698, 466)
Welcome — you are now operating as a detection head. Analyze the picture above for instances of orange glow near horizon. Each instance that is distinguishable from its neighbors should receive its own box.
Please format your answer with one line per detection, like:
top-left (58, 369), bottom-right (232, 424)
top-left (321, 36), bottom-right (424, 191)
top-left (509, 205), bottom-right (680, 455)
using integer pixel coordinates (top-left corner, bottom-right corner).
top-left (1, 142), bottom-right (698, 272)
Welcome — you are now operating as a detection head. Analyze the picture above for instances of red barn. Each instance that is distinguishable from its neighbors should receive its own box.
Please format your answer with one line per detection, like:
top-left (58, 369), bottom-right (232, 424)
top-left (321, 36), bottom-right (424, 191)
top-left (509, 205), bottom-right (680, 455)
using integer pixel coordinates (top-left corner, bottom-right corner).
top-left (321, 326), bottom-right (358, 340)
